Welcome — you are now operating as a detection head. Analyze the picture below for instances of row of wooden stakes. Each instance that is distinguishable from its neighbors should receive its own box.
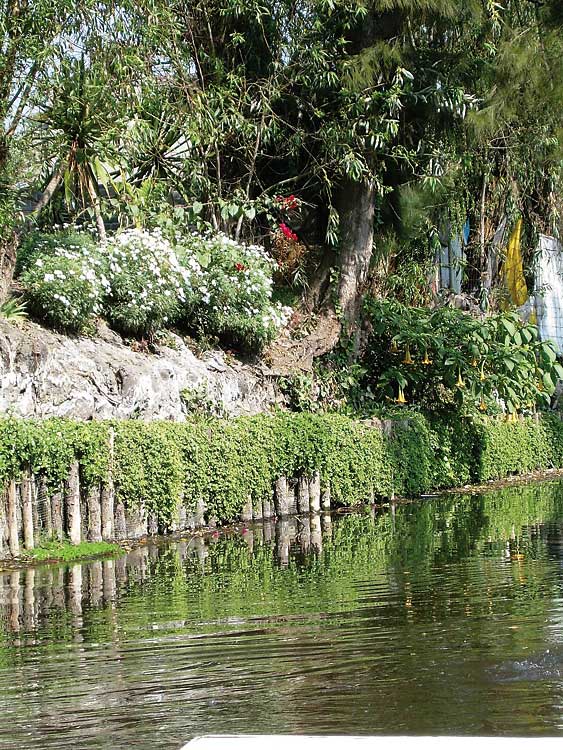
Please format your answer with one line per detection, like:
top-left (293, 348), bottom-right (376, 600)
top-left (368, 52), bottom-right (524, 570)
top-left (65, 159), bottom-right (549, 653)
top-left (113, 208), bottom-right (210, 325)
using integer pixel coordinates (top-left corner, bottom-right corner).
top-left (0, 461), bottom-right (334, 559)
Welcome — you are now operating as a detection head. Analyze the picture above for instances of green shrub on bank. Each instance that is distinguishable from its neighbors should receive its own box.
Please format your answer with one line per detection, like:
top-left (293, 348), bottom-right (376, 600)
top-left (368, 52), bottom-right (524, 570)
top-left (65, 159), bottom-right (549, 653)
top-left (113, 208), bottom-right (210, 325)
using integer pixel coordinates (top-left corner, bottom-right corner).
top-left (362, 299), bottom-right (563, 416)
top-left (0, 413), bottom-right (562, 528)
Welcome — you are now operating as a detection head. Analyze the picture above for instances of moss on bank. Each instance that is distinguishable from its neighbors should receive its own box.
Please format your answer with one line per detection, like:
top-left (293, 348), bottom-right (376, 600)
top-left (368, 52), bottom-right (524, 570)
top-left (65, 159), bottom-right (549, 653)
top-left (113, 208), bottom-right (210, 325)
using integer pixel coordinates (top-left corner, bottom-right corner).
top-left (0, 412), bottom-right (562, 527)
top-left (22, 540), bottom-right (121, 563)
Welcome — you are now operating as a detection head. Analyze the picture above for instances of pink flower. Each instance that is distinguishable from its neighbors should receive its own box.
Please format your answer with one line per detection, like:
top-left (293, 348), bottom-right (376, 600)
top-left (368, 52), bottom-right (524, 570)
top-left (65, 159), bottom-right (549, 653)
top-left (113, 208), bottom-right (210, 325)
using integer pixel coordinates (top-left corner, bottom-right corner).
top-left (279, 222), bottom-right (298, 242)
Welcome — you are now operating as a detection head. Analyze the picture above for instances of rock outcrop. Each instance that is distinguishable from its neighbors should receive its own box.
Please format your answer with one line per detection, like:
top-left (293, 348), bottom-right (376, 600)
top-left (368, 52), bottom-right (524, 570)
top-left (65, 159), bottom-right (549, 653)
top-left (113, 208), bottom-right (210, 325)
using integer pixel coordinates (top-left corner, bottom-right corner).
top-left (0, 319), bottom-right (280, 420)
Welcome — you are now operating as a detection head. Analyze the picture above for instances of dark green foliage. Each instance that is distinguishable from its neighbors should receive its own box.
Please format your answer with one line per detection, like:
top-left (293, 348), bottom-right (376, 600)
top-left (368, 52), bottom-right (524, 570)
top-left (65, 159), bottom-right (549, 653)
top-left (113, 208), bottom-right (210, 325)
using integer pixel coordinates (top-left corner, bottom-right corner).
top-left (362, 299), bottom-right (563, 415)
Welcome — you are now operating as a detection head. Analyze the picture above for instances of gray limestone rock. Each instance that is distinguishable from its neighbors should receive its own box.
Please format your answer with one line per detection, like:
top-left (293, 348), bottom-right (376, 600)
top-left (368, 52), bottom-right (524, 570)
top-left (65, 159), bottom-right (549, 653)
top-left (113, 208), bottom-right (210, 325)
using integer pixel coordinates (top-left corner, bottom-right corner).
top-left (0, 319), bottom-right (280, 420)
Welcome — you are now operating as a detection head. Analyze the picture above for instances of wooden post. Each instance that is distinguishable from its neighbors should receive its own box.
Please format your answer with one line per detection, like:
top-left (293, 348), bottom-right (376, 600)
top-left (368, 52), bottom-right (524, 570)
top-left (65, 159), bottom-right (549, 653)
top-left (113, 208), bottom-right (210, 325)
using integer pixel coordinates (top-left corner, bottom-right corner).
top-left (309, 472), bottom-right (321, 513)
top-left (252, 496), bottom-right (263, 521)
top-left (178, 503), bottom-right (187, 531)
top-left (37, 474), bottom-right (52, 539)
top-left (0, 487), bottom-right (5, 558)
top-left (101, 427), bottom-right (115, 540)
top-left (21, 469), bottom-right (34, 550)
top-left (51, 488), bottom-right (64, 541)
top-left (195, 498), bottom-right (206, 527)
top-left (241, 496), bottom-right (253, 522)
top-left (65, 462), bottom-right (82, 545)
top-left (262, 493), bottom-right (273, 519)
top-left (87, 484), bottom-right (102, 542)
top-left (114, 501), bottom-right (127, 540)
top-left (7, 480), bottom-right (19, 556)
top-left (297, 476), bottom-right (310, 514)
top-left (148, 514), bottom-right (159, 535)
top-left (321, 485), bottom-right (331, 511)
top-left (274, 477), bottom-right (290, 516)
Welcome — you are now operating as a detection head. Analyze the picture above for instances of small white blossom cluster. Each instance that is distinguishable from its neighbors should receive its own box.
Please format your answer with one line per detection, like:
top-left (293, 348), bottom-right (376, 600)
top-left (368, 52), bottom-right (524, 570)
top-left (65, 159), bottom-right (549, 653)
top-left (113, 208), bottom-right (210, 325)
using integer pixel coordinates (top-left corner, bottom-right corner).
top-left (104, 228), bottom-right (200, 335)
top-left (21, 231), bottom-right (108, 331)
top-left (176, 231), bottom-right (293, 349)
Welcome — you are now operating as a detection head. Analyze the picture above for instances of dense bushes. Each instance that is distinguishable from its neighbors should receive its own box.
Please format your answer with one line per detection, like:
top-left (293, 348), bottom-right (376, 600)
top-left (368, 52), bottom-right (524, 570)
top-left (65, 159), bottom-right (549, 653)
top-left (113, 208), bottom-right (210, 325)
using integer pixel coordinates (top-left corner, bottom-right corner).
top-left (19, 231), bottom-right (110, 330)
top-left (1, 413), bottom-right (562, 528)
top-left (363, 299), bottom-right (563, 415)
top-left (18, 228), bottom-right (291, 350)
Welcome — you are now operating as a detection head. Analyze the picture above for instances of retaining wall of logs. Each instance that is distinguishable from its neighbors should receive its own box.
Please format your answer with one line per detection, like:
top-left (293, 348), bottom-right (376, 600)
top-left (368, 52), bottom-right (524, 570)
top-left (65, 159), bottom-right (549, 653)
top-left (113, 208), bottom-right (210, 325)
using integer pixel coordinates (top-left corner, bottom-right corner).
top-left (0, 459), bottom-right (334, 560)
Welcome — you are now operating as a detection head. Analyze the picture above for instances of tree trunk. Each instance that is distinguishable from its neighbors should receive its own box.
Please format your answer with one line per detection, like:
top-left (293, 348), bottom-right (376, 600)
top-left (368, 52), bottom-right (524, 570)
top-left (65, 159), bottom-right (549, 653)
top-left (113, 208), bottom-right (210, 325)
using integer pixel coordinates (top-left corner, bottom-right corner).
top-left (335, 178), bottom-right (376, 327)
top-left (0, 230), bottom-right (17, 303)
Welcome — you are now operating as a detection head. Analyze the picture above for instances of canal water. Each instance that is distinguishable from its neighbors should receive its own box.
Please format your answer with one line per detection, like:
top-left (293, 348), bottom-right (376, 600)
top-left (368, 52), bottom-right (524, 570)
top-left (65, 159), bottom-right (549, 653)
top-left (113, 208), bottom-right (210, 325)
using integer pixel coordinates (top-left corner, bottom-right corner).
top-left (2, 480), bottom-right (563, 748)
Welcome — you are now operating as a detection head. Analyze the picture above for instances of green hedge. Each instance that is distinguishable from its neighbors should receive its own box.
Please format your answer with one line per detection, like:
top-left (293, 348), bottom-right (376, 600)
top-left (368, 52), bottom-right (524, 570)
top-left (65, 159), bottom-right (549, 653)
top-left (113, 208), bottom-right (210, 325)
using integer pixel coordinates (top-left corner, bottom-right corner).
top-left (0, 412), bottom-right (562, 526)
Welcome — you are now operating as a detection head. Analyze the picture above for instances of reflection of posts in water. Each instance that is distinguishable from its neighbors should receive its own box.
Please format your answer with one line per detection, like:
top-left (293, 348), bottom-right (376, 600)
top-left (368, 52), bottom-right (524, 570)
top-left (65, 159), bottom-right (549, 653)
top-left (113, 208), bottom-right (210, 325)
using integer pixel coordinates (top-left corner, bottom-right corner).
top-left (298, 515), bottom-right (311, 553)
top-left (243, 529), bottom-right (254, 552)
top-left (321, 512), bottom-right (332, 539)
top-left (68, 564), bottom-right (83, 622)
top-left (23, 567), bottom-right (36, 632)
top-left (276, 519), bottom-right (291, 566)
top-left (193, 535), bottom-right (207, 570)
top-left (263, 519), bottom-right (274, 544)
top-left (310, 514), bottom-right (322, 553)
top-left (90, 560), bottom-right (103, 607)
top-left (52, 567), bottom-right (65, 609)
top-left (103, 559), bottom-right (116, 602)
top-left (8, 570), bottom-right (21, 632)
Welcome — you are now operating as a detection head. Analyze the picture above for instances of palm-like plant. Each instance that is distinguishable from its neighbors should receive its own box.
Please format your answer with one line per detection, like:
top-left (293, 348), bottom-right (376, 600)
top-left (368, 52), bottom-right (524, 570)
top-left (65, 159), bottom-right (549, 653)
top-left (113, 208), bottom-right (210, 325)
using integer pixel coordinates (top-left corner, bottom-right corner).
top-left (30, 56), bottom-right (122, 239)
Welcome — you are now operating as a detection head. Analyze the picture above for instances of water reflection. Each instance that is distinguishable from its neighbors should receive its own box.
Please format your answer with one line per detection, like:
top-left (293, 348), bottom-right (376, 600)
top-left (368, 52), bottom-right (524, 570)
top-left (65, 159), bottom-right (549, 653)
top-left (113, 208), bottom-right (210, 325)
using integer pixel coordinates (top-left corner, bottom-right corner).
top-left (2, 483), bottom-right (563, 748)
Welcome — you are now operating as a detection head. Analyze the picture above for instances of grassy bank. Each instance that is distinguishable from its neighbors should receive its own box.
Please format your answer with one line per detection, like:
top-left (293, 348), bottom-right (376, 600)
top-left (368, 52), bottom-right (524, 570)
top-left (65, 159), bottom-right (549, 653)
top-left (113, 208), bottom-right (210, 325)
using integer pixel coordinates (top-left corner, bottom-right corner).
top-left (1, 412), bottom-right (563, 529)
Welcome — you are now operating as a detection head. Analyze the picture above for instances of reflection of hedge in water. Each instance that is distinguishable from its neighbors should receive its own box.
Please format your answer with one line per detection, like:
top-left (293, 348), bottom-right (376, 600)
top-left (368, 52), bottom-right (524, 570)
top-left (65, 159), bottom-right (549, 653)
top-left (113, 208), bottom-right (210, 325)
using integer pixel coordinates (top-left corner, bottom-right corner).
top-left (2, 481), bottom-right (562, 654)
top-left (0, 413), bottom-right (563, 558)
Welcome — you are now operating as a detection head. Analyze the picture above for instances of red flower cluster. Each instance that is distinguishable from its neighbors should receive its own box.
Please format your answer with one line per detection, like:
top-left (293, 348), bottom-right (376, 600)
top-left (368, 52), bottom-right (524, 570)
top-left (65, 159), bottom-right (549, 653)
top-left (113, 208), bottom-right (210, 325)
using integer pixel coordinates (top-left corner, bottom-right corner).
top-left (279, 222), bottom-right (298, 242)
top-left (275, 194), bottom-right (299, 210)
top-left (234, 262), bottom-right (246, 272)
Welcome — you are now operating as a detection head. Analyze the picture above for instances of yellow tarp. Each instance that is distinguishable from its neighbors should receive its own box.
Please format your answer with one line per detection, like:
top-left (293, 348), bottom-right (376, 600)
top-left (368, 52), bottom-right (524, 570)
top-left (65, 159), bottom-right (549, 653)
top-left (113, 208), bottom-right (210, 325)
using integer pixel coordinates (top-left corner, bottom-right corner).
top-left (503, 218), bottom-right (528, 307)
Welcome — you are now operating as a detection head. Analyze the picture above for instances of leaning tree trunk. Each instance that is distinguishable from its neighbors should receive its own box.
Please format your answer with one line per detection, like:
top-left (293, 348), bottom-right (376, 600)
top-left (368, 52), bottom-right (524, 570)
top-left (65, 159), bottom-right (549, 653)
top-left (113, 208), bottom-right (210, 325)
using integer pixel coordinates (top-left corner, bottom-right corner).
top-left (0, 229), bottom-right (17, 303)
top-left (0, 135), bottom-right (18, 304)
top-left (335, 178), bottom-right (376, 327)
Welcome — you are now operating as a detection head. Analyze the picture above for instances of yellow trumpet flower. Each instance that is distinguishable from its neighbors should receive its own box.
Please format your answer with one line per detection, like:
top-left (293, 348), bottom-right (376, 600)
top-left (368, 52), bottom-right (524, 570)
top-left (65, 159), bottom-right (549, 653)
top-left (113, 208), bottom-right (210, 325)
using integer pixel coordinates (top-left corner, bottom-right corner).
top-left (479, 397), bottom-right (487, 412)
top-left (390, 340), bottom-right (399, 353)
top-left (456, 369), bottom-right (465, 388)
top-left (396, 386), bottom-right (407, 404)
top-left (402, 346), bottom-right (414, 365)
top-left (422, 350), bottom-right (432, 366)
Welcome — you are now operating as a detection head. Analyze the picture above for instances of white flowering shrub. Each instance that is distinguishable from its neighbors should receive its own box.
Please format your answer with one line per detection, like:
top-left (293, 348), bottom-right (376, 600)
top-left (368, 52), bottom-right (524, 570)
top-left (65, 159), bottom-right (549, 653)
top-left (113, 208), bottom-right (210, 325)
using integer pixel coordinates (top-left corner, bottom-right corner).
top-left (21, 244), bottom-right (109, 332)
top-left (178, 233), bottom-right (292, 352)
top-left (104, 228), bottom-right (198, 336)
top-left (18, 228), bottom-right (291, 350)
